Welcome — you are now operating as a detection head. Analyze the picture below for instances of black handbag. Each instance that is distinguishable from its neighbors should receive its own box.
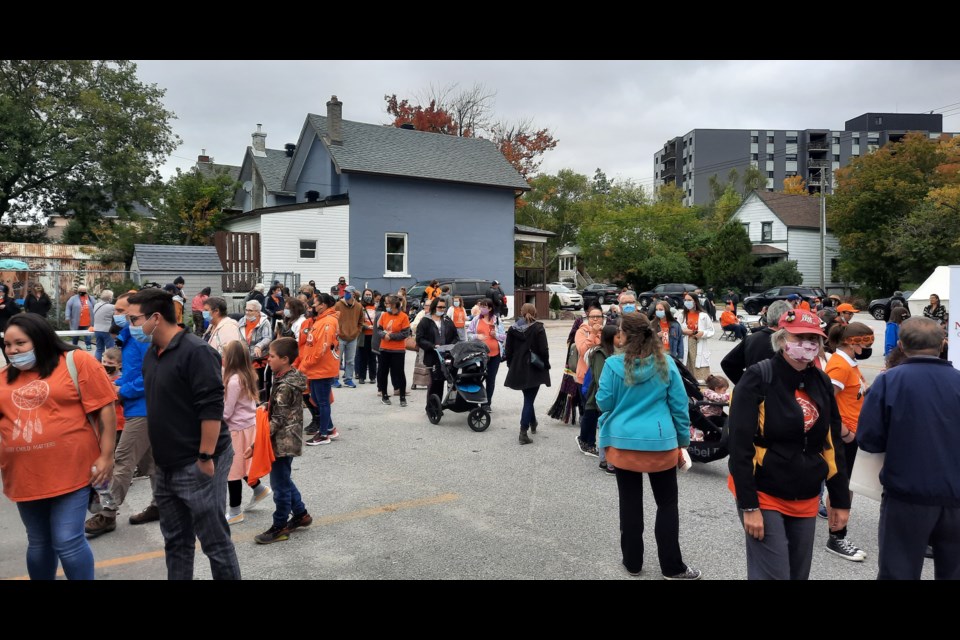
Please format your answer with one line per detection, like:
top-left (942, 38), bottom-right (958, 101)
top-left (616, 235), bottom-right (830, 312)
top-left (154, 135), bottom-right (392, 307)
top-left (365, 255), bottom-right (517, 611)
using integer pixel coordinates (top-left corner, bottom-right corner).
top-left (529, 350), bottom-right (546, 370)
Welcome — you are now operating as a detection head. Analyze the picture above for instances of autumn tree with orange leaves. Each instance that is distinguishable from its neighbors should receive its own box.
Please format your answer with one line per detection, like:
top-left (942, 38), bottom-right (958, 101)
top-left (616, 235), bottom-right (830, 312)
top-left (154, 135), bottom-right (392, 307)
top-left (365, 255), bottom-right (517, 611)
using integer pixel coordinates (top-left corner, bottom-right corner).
top-left (384, 83), bottom-right (557, 180)
top-left (781, 175), bottom-right (807, 194)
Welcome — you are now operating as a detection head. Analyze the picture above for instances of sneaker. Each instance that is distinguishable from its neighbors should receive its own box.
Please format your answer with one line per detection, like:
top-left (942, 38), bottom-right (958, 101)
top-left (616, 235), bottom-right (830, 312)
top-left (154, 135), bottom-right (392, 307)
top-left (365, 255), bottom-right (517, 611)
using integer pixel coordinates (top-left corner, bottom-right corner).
top-left (332, 379), bottom-right (342, 389)
top-left (306, 434), bottom-right (332, 446)
top-left (344, 379), bottom-right (356, 389)
top-left (599, 461), bottom-right (608, 471)
top-left (663, 567), bottom-right (702, 580)
top-left (328, 427), bottom-right (340, 440)
top-left (84, 513), bottom-right (117, 538)
top-left (358, 379), bottom-right (366, 384)
top-left (255, 524), bottom-right (290, 545)
top-left (226, 511), bottom-right (245, 525)
top-left (400, 398), bottom-right (408, 407)
top-left (604, 464), bottom-right (616, 476)
top-left (380, 396), bottom-right (392, 405)
top-left (287, 511), bottom-right (313, 532)
top-left (129, 504), bottom-right (160, 525)
top-left (246, 485), bottom-right (273, 511)
top-left (530, 419), bottom-right (538, 434)
top-left (519, 431), bottom-right (533, 445)
top-left (925, 545), bottom-right (935, 559)
top-left (304, 423), bottom-right (320, 436)
top-left (825, 534), bottom-right (866, 562)
top-left (818, 499), bottom-right (828, 519)
top-left (622, 563), bottom-right (641, 577)
top-left (576, 435), bottom-right (598, 457)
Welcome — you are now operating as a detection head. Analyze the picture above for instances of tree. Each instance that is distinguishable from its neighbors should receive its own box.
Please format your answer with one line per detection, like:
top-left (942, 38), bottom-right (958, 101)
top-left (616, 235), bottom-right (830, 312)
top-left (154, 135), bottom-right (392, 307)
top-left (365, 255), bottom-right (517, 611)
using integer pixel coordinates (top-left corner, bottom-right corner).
top-left (782, 175), bottom-right (807, 195)
top-left (760, 260), bottom-right (803, 288)
top-left (0, 60), bottom-right (179, 236)
top-left (742, 165), bottom-right (767, 195)
top-left (154, 168), bottom-right (239, 246)
top-left (517, 169), bottom-right (592, 259)
top-left (701, 221), bottom-right (755, 289)
top-left (592, 168), bottom-right (611, 195)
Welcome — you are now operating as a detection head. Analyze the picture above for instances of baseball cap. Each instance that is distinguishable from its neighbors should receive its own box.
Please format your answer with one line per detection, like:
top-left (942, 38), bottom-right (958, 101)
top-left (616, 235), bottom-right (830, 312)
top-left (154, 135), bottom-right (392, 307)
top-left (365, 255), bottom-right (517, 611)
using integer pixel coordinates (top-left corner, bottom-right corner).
top-left (836, 303), bottom-right (859, 313)
top-left (786, 293), bottom-right (801, 301)
top-left (492, 280), bottom-right (500, 285)
top-left (778, 310), bottom-right (827, 337)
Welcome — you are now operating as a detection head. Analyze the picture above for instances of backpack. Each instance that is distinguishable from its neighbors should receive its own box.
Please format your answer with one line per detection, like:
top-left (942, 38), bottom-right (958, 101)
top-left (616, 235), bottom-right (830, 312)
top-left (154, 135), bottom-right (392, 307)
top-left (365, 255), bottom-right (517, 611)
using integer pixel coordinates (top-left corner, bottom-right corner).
top-left (580, 345), bottom-right (600, 396)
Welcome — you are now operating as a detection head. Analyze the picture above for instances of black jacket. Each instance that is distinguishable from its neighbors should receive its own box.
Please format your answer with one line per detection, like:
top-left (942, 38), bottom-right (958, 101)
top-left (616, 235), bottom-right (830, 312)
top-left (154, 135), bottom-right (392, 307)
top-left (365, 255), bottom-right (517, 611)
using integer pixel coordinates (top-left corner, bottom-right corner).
top-left (24, 294), bottom-right (52, 318)
top-left (0, 295), bottom-right (21, 334)
top-left (720, 327), bottom-right (776, 384)
top-left (416, 315), bottom-right (460, 367)
top-left (504, 320), bottom-right (551, 390)
top-left (728, 354), bottom-right (850, 510)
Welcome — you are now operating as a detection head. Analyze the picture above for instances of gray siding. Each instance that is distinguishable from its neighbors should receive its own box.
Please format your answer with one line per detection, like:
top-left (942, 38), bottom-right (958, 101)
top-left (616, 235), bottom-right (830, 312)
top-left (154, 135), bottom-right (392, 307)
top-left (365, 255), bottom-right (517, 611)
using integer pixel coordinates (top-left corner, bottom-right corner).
top-left (688, 129), bottom-right (753, 206)
top-left (347, 173), bottom-right (516, 296)
top-left (297, 140), bottom-right (348, 201)
top-left (133, 272), bottom-right (224, 298)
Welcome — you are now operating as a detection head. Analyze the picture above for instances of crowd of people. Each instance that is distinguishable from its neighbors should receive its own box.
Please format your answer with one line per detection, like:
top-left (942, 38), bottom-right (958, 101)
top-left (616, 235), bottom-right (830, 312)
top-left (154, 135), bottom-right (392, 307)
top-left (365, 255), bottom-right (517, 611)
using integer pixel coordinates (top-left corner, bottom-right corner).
top-left (1, 273), bottom-right (957, 581)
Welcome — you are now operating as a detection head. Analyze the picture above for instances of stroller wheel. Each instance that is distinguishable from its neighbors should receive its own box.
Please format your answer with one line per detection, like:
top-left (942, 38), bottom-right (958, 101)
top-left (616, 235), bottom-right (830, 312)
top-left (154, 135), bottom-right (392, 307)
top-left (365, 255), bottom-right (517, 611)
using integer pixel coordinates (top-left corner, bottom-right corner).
top-left (427, 394), bottom-right (443, 425)
top-left (467, 407), bottom-right (491, 432)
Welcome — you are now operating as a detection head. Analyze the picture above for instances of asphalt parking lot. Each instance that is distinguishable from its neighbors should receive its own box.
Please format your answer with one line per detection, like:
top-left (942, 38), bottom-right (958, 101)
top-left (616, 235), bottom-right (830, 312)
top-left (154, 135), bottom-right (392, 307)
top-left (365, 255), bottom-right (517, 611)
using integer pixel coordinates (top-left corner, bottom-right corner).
top-left (0, 311), bottom-right (934, 579)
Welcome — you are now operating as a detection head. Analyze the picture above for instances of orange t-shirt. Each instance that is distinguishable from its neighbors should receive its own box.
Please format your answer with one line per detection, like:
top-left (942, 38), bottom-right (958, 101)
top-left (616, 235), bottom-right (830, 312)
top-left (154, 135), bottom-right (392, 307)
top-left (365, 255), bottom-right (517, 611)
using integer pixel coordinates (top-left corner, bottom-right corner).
top-left (78, 296), bottom-right (91, 326)
top-left (377, 310), bottom-right (411, 352)
top-left (825, 351), bottom-right (865, 433)
top-left (475, 318), bottom-right (501, 357)
top-left (451, 306), bottom-right (467, 328)
top-left (798, 300), bottom-right (811, 312)
top-left (362, 305), bottom-right (376, 336)
top-left (726, 388), bottom-right (820, 518)
top-left (685, 313), bottom-right (699, 333)
top-left (659, 319), bottom-right (670, 348)
top-left (0, 350), bottom-right (117, 502)
top-left (109, 372), bottom-right (125, 431)
top-left (720, 310), bottom-right (738, 326)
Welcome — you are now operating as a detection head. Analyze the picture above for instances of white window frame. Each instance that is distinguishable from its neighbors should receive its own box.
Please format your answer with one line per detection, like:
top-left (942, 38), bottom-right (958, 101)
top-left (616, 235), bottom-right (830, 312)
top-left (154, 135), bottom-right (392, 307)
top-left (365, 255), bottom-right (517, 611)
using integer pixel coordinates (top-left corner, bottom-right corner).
top-left (384, 232), bottom-right (409, 278)
top-left (299, 238), bottom-right (318, 261)
top-left (761, 222), bottom-right (773, 242)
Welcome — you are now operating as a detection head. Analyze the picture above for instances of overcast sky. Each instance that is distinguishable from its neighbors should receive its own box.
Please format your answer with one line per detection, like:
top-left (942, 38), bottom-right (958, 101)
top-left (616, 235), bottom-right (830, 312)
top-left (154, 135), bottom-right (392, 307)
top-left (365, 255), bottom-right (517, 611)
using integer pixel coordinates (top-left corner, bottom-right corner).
top-left (135, 60), bottom-right (960, 192)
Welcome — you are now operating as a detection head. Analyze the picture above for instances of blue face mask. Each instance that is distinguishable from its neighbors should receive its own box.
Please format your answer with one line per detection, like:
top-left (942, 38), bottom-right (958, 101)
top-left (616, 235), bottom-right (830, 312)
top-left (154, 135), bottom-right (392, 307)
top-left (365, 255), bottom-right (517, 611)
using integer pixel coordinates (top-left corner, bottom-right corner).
top-left (622, 304), bottom-right (636, 314)
top-left (8, 350), bottom-right (37, 370)
top-left (129, 315), bottom-right (156, 344)
top-left (113, 314), bottom-right (128, 327)
top-left (202, 310), bottom-right (212, 321)
top-left (655, 309), bottom-right (666, 319)
top-left (344, 292), bottom-right (353, 301)
top-left (684, 300), bottom-right (695, 310)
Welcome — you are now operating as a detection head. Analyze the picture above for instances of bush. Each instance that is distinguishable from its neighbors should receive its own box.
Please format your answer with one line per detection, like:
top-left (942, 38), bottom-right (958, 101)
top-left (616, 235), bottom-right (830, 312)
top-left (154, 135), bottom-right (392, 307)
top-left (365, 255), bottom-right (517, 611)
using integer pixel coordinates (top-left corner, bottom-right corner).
top-left (550, 292), bottom-right (562, 311)
top-left (760, 260), bottom-right (803, 288)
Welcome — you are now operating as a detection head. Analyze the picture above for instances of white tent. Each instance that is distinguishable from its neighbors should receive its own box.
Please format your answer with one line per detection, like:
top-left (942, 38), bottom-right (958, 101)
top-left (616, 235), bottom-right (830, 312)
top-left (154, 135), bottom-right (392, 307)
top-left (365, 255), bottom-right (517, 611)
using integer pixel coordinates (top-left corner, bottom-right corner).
top-left (907, 266), bottom-right (950, 317)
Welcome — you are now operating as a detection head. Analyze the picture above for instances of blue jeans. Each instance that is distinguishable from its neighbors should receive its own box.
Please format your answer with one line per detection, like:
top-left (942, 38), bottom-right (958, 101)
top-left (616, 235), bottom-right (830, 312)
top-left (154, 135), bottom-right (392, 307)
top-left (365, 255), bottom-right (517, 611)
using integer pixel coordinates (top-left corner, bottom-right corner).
top-left (309, 378), bottom-right (334, 436)
top-left (94, 331), bottom-right (115, 361)
top-left (16, 487), bottom-right (95, 580)
top-left (485, 354), bottom-right (501, 407)
top-left (521, 386), bottom-right (539, 430)
top-left (338, 338), bottom-right (357, 380)
top-left (72, 326), bottom-right (92, 348)
top-left (270, 456), bottom-right (306, 529)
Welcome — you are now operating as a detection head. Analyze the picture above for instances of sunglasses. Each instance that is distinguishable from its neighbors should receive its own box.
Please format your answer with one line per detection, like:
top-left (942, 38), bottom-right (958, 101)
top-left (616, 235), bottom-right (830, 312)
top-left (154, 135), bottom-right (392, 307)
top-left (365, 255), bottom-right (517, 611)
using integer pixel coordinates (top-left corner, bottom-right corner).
top-left (844, 335), bottom-right (875, 347)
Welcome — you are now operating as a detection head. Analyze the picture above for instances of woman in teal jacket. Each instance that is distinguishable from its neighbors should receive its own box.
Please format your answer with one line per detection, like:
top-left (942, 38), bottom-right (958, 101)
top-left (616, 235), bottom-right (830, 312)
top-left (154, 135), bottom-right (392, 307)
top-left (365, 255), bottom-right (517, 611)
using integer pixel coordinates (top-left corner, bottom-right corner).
top-left (597, 312), bottom-right (701, 580)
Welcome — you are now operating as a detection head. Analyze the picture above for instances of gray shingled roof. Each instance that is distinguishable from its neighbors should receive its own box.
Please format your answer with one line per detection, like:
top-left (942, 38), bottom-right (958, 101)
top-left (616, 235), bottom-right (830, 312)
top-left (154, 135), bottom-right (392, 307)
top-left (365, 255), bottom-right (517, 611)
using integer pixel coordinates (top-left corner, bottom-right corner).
top-left (755, 191), bottom-right (823, 230)
top-left (133, 244), bottom-right (223, 272)
top-left (307, 114), bottom-right (529, 190)
top-left (197, 162), bottom-right (241, 182)
top-left (252, 149), bottom-right (294, 194)
top-left (515, 224), bottom-right (556, 236)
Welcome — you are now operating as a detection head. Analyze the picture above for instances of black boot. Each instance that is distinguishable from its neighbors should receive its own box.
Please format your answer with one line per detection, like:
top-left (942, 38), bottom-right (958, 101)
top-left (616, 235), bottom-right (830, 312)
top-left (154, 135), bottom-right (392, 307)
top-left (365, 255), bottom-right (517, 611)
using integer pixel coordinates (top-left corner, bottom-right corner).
top-left (530, 419), bottom-right (538, 434)
top-left (519, 429), bottom-right (532, 445)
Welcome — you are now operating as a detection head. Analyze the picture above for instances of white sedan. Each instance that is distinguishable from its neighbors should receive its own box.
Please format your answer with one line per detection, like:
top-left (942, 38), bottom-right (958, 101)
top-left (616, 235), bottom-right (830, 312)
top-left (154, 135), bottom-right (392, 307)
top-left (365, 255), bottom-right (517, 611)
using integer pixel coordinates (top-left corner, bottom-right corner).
top-left (547, 284), bottom-right (583, 310)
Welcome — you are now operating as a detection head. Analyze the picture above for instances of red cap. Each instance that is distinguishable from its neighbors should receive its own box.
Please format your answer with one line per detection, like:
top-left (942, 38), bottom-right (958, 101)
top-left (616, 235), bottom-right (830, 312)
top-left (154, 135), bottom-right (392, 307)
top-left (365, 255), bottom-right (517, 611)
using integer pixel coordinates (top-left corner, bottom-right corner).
top-left (778, 310), bottom-right (827, 337)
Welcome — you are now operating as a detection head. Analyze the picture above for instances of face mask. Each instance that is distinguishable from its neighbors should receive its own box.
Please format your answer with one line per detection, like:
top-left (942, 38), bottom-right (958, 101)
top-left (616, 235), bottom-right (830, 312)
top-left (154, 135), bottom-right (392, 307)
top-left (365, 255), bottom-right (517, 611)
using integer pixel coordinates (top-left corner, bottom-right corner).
top-left (283, 309), bottom-right (291, 318)
top-left (363, 296), bottom-right (372, 303)
top-left (8, 350), bottom-right (37, 370)
top-left (202, 310), bottom-right (212, 321)
top-left (454, 301), bottom-right (460, 308)
top-left (655, 309), bottom-right (666, 319)
top-left (684, 300), bottom-right (695, 310)
top-left (246, 313), bottom-right (258, 323)
top-left (435, 310), bottom-right (445, 317)
top-left (855, 347), bottom-right (872, 360)
top-left (344, 292), bottom-right (353, 301)
top-left (623, 304), bottom-right (636, 314)
top-left (480, 308), bottom-right (490, 316)
top-left (784, 340), bottom-right (819, 363)
top-left (385, 307), bottom-right (393, 314)
top-left (103, 365), bottom-right (117, 375)
top-left (129, 322), bottom-right (153, 344)
top-left (113, 314), bottom-right (128, 327)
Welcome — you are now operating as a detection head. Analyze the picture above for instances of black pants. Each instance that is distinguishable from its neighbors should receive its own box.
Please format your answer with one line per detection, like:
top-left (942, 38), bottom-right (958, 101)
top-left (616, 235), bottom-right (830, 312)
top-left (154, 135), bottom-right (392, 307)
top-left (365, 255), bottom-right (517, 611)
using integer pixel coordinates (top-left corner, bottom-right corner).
top-left (485, 355), bottom-right (501, 407)
top-left (615, 466), bottom-right (686, 576)
top-left (878, 494), bottom-right (960, 580)
top-left (377, 351), bottom-right (406, 398)
top-left (427, 362), bottom-right (445, 408)
top-left (580, 408), bottom-right (599, 445)
top-left (227, 478), bottom-right (260, 508)
top-left (356, 339), bottom-right (377, 382)
top-left (832, 439), bottom-right (859, 539)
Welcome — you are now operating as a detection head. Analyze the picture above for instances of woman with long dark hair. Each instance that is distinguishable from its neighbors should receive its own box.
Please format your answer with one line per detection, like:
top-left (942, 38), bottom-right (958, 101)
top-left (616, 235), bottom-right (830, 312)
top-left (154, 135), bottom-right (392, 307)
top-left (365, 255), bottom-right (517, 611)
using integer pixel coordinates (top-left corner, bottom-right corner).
top-left (597, 312), bottom-right (700, 579)
top-left (416, 296), bottom-right (460, 412)
top-left (466, 298), bottom-right (506, 410)
top-left (0, 314), bottom-right (118, 580)
top-left (504, 303), bottom-right (551, 445)
top-left (577, 323), bottom-right (618, 458)
top-left (676, 292), bottom-right (714, 382)
top-left (24, 284), bottom-right (52, 319)
top-left (376, 295), bottom-right (412, 408)
top-left (654, 299), bottom-right (683, 361)
top-left (355, 288), bottom-right (378, 385)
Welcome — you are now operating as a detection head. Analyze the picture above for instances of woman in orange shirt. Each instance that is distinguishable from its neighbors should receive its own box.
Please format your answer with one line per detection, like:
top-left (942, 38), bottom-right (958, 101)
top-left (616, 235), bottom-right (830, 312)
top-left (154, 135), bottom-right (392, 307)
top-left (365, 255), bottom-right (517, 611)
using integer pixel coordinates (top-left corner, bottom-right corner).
top-left (355, 289), bottom-right (378, 385)
top-left (447, 295), bottom-right (468, 341)
top-left (467, 298), bottom-right (506, 410)
top-left (0, 314), bottom-right (118, 580)
top-left (377, 295), bottom-right (412, 407)
top-left (300, 293), bottom-right (341, 444)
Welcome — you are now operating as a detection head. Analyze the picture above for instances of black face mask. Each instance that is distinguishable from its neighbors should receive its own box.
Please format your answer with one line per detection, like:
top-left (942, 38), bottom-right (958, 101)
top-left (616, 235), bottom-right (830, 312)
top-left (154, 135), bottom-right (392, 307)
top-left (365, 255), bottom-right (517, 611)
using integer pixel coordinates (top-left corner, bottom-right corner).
top-left (104, 365), bottom-right (117, 375)
top-left (855, 347), bottom-right (872, 360)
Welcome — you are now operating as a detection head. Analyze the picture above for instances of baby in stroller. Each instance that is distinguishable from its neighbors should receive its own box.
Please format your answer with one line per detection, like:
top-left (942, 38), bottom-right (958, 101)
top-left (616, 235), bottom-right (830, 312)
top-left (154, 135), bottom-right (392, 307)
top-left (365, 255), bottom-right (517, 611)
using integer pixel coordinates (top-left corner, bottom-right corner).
top-left (670, 356), bottom-right (730, 464)
top-left (427, 341), bottom-right (492, 431)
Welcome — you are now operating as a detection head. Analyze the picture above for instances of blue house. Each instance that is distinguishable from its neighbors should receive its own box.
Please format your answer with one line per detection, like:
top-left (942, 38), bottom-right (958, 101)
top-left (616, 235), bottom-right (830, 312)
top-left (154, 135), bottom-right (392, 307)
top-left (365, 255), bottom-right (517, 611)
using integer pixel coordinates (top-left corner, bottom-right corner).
top-left (223, 96), bottom-right (529, 297)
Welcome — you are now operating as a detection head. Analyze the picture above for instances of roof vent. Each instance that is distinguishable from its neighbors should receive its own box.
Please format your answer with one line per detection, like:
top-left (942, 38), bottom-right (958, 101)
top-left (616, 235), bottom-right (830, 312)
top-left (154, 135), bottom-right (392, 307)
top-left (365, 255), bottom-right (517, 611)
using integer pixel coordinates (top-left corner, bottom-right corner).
top-left (305, 190), bottom-right (320, 202)
top-left (284, 143), bottom-right (296, 157)
top-left (400, 123), bottom-right (415, 130)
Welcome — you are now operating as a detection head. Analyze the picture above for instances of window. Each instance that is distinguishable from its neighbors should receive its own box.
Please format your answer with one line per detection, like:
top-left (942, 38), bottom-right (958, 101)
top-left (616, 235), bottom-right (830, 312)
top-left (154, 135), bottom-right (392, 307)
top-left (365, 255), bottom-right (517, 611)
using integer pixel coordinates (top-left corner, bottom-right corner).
top-left (831, 258), bottom-right (840, 273)
top-left (785, 154), bottom-right (797, 162)
top-left (832, 136), bottom-right (840, 144)
top-left (742, 222), bottom-right (750, 236)
top-left (385, 233), bottom-right (408, 275)
top-left (833, 154), bottom-right (840, 162)
top-left (786, 135), bottom-right (798, 144)
top-left (767, 170), bottom-right (774, 178)
top-left (750, 135), bottom-right (758, 143)
top-left (766, 135), bottom-right (775, 144)
top-left (867, 136), bottom-right (879, 145)
top-left (299, 239), bottom-right (317, 260)
top-left (853, 136), bottom-right (860, 145)
top-left (751, 153), bottom-right (758, 161)
top-left (761, 222), bottom-right (773, 242)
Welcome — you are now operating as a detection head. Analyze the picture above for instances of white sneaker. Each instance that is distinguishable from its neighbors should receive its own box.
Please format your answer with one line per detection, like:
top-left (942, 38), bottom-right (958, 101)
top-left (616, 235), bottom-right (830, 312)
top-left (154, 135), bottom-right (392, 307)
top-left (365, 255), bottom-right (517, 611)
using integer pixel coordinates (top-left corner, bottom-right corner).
top-left (226, 511), bottom-right (244, 525)
top-left (245, 485), bottom-right (273, 511)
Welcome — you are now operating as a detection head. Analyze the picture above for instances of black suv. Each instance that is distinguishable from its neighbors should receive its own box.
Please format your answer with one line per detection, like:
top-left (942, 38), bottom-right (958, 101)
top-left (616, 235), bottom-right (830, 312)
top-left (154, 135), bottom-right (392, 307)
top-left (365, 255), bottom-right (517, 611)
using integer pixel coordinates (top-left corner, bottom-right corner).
top-left (581, 283), bottom-right (620, 307)
top-left (638, 283), bottom-right (700, 309)
top-left (406, 278), bottom-right (495, 315)
top-left (741, 286), bottom-right (826, 315)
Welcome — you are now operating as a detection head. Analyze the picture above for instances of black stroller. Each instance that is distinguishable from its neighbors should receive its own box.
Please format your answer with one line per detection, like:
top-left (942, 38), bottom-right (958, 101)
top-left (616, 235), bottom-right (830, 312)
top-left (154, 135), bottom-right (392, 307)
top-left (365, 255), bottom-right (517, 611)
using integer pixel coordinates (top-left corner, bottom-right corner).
top-left (671, 355), bottom-right (729, 464)
top-left (426, 341), bottom-right (491, 432)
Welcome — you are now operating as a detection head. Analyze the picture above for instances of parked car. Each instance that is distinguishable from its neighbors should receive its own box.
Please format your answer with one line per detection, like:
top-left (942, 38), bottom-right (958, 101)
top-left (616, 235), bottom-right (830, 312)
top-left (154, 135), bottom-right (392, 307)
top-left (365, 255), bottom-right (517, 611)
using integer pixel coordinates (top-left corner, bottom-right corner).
top-left (637, 283), bottom-right (700, 309)
top-left (579, 282), bottom-right (620, 307)
top-left (406, 278), bottom-right (495, 316)
top-left (535, 283), bottom-right (583, 310)
top-left (868, 290), bottom-right (914, 320)
top-left (741, 285), bottom-right (827, 315)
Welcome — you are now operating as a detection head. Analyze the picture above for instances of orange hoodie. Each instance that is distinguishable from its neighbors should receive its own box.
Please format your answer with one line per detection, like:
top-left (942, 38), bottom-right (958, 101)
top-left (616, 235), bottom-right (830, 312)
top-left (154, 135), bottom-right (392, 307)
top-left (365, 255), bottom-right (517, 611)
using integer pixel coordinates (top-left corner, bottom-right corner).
top-left (299, 308), bottom-right (340, 380)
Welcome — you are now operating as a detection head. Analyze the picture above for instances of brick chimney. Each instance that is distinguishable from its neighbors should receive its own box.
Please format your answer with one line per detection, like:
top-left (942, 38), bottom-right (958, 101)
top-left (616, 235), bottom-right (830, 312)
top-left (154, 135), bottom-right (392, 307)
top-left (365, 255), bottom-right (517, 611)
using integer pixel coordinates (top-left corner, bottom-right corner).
top-left (197, 148), bottom-right (211, 164)
top-left (252, 124), bottom-right (267, 157)
top-left (326, 96), bottom-right (343, 146)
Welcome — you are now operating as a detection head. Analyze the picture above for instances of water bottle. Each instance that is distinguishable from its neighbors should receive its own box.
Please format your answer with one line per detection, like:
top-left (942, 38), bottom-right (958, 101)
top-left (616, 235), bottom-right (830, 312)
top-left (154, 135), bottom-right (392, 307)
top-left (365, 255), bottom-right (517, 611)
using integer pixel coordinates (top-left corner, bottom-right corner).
top-left (91, 466), bottom-right (117, 511)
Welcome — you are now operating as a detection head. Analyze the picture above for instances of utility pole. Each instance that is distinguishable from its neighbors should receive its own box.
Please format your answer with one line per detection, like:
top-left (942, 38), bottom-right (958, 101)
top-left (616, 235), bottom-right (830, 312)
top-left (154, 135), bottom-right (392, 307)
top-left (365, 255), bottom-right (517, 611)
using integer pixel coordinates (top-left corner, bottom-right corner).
top-left (820, 168), bottom-right (826, 291)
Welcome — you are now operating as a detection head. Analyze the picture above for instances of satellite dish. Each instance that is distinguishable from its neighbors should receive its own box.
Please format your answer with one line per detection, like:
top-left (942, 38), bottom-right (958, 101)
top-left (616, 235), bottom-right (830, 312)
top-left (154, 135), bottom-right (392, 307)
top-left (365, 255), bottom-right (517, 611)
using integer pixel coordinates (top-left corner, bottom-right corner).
top-left (242, 180), bottom-right (253, 193)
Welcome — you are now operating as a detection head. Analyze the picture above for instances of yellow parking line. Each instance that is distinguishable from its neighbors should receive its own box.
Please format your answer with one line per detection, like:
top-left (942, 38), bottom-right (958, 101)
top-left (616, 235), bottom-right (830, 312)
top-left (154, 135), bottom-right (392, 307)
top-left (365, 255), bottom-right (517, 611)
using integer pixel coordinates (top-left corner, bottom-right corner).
top-left (5, 492), bottom-right (459, 580)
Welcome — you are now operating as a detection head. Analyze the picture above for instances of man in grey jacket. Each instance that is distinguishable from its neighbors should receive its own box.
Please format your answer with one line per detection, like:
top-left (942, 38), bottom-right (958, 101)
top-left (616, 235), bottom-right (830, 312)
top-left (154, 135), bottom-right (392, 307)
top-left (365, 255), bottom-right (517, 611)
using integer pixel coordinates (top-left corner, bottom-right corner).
top-left (92, 289), bottom-right (116, 361)
top-left (65, 285), bottom-right (95, 349)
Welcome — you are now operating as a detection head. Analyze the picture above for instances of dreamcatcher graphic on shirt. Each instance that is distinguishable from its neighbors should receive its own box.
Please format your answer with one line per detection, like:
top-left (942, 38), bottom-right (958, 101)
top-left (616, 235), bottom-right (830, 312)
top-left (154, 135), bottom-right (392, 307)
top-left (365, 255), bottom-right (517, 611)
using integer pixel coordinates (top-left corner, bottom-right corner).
top-left (11, 380), bottom-right (50, 443)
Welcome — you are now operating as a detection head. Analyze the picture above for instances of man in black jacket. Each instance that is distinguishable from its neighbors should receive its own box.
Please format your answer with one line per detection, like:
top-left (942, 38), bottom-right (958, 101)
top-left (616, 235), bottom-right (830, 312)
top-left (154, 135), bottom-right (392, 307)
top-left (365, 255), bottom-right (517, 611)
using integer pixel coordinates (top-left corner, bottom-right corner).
top-left (721, 300), bottom-right (791, 384)
top-left (486, 280), bottom-right (507, 316)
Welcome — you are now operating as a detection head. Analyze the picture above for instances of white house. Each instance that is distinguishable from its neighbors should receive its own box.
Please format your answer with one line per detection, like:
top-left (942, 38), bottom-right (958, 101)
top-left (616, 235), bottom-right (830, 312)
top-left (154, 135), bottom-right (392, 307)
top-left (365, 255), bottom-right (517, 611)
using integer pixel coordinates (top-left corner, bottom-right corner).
top-left (557, 245), bottom-right (579, 287)
top-left (730, 191), bottom-right (841, 289)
